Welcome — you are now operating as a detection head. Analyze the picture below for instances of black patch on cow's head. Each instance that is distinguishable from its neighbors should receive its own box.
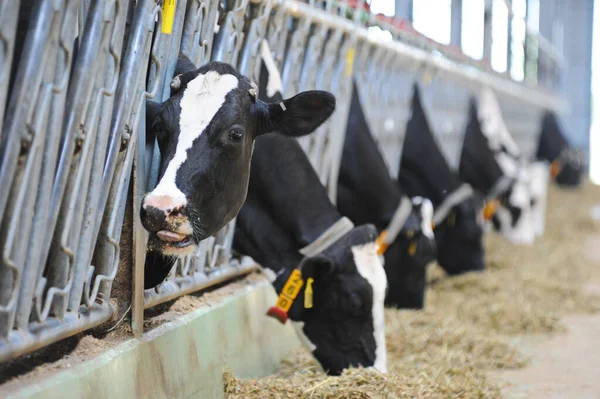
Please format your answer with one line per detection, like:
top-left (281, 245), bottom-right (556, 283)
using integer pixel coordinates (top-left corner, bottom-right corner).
top-left (434, 197), bottom-right (485, 275)
top-left (383, 208), bottom-right (436, 309)
top-left (298, 224), bottom-right (383, 375)
top-left (538, 112), bottom-right (585, 187)
top-left (141, 56), bottom-right (335, 257)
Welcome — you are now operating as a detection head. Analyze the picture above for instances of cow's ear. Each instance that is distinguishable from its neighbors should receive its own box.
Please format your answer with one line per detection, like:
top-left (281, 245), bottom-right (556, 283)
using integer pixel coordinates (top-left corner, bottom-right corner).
top-left (146, 100), bottom-right (168, 156)
top-left (169, 54), bottom-right (199, 96)
top-left (259, 90), bottom-right (336, 137)
top-left (299, 254), bottom-right (336, 281)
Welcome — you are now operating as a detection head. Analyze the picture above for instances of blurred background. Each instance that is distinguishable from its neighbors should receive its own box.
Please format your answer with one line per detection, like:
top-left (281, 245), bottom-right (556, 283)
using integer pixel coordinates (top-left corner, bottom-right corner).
top-left (369, 0), bottom-right (599, 183)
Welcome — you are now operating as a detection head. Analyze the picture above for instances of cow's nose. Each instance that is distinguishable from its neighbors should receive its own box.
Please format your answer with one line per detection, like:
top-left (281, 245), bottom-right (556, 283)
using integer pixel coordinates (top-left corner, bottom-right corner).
top-left (140, 194), bottom-right (185, 231)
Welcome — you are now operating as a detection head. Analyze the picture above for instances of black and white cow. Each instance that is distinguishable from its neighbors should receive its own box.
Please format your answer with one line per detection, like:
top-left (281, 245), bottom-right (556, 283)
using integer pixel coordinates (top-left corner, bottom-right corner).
top-left (139, 54), bottom-right (335, 260)
top-left (537, 110), bottom-right (584, 187)
top-left (476, 88), bottom-right (544, 245)
top-left (458, 98), bottom-right (534, 241)
top-left (232, 40), bottom-right (387, 375)
top-left (399, 84), bottom-right (485, 275)
top-left (234, 135), bottom-right (387, 376)
top-left (337, 81), bottom-right (437, 309)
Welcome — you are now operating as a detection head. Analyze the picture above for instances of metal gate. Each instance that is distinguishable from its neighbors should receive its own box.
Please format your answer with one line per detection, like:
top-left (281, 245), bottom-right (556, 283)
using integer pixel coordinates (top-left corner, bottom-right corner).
top-left (0, 0), bottom-right (566, 363)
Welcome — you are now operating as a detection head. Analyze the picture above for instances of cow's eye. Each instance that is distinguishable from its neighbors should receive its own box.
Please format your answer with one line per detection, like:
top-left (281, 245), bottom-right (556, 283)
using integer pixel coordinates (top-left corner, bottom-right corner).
top-left (228, 127), bottom-right (244, 141)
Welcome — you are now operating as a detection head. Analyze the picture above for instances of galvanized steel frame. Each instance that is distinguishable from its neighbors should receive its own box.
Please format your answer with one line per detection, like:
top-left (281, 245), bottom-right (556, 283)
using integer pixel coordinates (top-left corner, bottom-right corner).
top-left (0, 0), bottom-right (567, 363)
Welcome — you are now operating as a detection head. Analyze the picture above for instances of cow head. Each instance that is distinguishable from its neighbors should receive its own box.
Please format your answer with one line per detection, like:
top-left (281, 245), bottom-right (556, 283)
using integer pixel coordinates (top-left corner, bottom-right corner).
top-left (140, 58), bottom-right (335, 257)
top-left (537, 111), bottom-right (584, 187)
top-left (233, 192), bottom-right (387, 375)
top-left (433, 197), bottom-right (485, 274)
top-left (400, 85), bottom-right (485, 275)
top-left (380, 197), bottom-right (436, 309)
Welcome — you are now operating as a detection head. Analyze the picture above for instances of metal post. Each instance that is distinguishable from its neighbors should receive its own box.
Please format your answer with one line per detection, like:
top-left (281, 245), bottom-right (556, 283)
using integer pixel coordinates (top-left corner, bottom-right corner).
top-left (506, 0), bottom-right (512, 74)
top-left (450, 0), bottom-right (462, 47)
top-left (483, 0), bottom-right (493, 63)
top-left (394, 0), bottom-right (413, 22)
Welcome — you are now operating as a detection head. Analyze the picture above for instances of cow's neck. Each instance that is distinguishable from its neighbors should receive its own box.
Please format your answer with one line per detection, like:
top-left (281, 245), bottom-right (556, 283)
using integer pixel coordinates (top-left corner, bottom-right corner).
top-left (251, 135), bottom-right (342, 247)
top-left (339, 88), bottom-right (406, 230)
top-left (400, 92), bottom-right (462, 206)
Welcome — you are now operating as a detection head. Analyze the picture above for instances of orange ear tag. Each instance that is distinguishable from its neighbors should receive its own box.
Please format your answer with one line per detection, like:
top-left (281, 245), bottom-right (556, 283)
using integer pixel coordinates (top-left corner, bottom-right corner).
top-left (550, 160), bottom-right (561, 179)
top-left (483, 199), bottom-right (499, 221)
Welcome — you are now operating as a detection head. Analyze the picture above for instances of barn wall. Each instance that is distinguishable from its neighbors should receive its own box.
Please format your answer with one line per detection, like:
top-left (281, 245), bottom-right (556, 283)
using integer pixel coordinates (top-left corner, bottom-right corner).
top-left (540, 0), bottom-right (594, 162)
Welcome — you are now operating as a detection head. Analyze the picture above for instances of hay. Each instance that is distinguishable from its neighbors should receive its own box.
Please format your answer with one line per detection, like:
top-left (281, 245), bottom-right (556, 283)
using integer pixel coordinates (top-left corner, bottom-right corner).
top-left (225, 182), bottom-right (600, 398)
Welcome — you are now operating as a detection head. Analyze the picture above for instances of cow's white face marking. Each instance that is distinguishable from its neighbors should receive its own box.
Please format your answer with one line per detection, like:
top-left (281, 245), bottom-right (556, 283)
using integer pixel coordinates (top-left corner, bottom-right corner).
top-left (260, 40), bottom-right (283, 99)
top-left (498, 169), bottom-right (536, 245)
top-left (412, 196), bottom-right (434, 239)
top-left (148, 71), bottom-right (239, 202)
top-left (351, 242), bottom-right (388, 374)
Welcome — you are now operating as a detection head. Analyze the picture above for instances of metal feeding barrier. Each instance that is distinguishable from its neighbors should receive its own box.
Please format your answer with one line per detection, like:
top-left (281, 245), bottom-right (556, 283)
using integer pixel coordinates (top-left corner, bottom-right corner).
top-left (0, 0), bottom-right (565, 362)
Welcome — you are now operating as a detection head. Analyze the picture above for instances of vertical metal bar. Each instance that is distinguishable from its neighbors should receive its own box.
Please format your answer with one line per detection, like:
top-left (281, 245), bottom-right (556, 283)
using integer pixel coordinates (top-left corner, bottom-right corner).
top-left (506, 0), bottom-right (513, 74)
top-left (16, 0), bottom-right (79, 330)
top-left (483, 0), bottom-right (493, 63)
top-left (450, 0), bottom-right (462, 47)
top-left (0, 0), bottom-right (21, 142)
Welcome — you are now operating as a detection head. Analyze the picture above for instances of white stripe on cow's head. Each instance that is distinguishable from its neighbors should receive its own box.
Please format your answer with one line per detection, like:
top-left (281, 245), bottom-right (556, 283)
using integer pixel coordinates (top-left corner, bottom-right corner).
top-left (147, 71), bottom-right (239, 204)
top-left (352, 242), bottom-right (388, 373)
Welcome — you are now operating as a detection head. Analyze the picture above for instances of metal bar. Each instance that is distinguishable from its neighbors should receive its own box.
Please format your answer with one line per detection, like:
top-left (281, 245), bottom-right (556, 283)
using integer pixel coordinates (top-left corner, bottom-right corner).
top-left (16, 0), bottom-right (79, 331)
top-left (143, 261), bottom-right (257, 309)
top-left (0, 303), bottom-right (113, 363)
top-left (278, 0), bottom-right (567, 112)
top-left (483, 0), bottom-right (493, 63)
top-left (0, 0), bottom-right (20, 141)
top-left (450, 0), bottom-right (462, 47)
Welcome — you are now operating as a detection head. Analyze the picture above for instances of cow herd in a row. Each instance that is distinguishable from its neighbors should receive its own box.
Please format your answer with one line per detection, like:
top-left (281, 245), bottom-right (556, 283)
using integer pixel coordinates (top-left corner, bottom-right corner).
top-left (139, 41), bottom-right (583, 375)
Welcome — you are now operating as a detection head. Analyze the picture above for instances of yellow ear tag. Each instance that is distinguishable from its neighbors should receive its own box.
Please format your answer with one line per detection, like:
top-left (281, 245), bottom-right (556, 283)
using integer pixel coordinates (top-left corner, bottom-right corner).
top-left (431, 222), bottom-right (436, 230)
top-left (376, 230), bottom-right (389, 255)
top-left (408, 240), bottom-right (417, 256)
top-left (304, 278), bottom-right (314, 309)
top-left (448, 211), bottom-right (456, 227)
top-left (483, 199), bottom-right (499, 221)
top-left (266, 269), bottom-right (304, 324)
top-left (406, 229), bottom-right (414, 239)
top-left (550, 160), bottom-right (561, 179)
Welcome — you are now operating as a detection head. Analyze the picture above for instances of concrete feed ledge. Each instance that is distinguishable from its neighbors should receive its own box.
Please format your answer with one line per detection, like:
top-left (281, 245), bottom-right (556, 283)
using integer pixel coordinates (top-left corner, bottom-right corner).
top-left (1, 278), bottom-right (302, 399)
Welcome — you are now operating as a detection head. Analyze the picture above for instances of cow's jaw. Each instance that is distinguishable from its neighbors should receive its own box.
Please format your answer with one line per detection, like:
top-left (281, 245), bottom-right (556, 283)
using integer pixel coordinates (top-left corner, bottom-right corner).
top-left (351, 242), bottom-right (388, 373)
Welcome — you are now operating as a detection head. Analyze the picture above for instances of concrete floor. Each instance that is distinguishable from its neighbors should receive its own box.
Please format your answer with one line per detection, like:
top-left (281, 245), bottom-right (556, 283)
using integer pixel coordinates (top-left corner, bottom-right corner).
top-left (491, 236), bottom-right (600, 399)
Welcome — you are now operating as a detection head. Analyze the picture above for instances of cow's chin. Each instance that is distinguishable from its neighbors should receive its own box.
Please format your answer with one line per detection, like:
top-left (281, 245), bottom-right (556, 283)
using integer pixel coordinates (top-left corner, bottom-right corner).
top-left (160, 243), bottom-right (197, 257)
top-left (148, 235), bottom-right (197, 257)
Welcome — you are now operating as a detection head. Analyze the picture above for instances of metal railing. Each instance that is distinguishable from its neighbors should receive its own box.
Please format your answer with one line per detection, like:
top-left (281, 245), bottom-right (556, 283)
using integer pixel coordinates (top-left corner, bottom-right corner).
top-left (0, 0), bottom-right (566, 363)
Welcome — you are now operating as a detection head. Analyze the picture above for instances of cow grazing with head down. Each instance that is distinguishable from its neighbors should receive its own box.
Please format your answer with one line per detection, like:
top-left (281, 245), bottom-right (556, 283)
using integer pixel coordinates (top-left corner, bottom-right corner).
top-left (337, 81), bottom-right (437, 309)
top-left (232, 41), bottom-right (388, 375)
top-left (459, 98), bottom-right (533, 242)
top-left (537, 110), bottom-right (584, 187)
top-left (398, 84), bottom-right (484, 275)
top-left (476, 88), bottom-right (545, 245)
top-left (140, 54), bottom-right (335, 264)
